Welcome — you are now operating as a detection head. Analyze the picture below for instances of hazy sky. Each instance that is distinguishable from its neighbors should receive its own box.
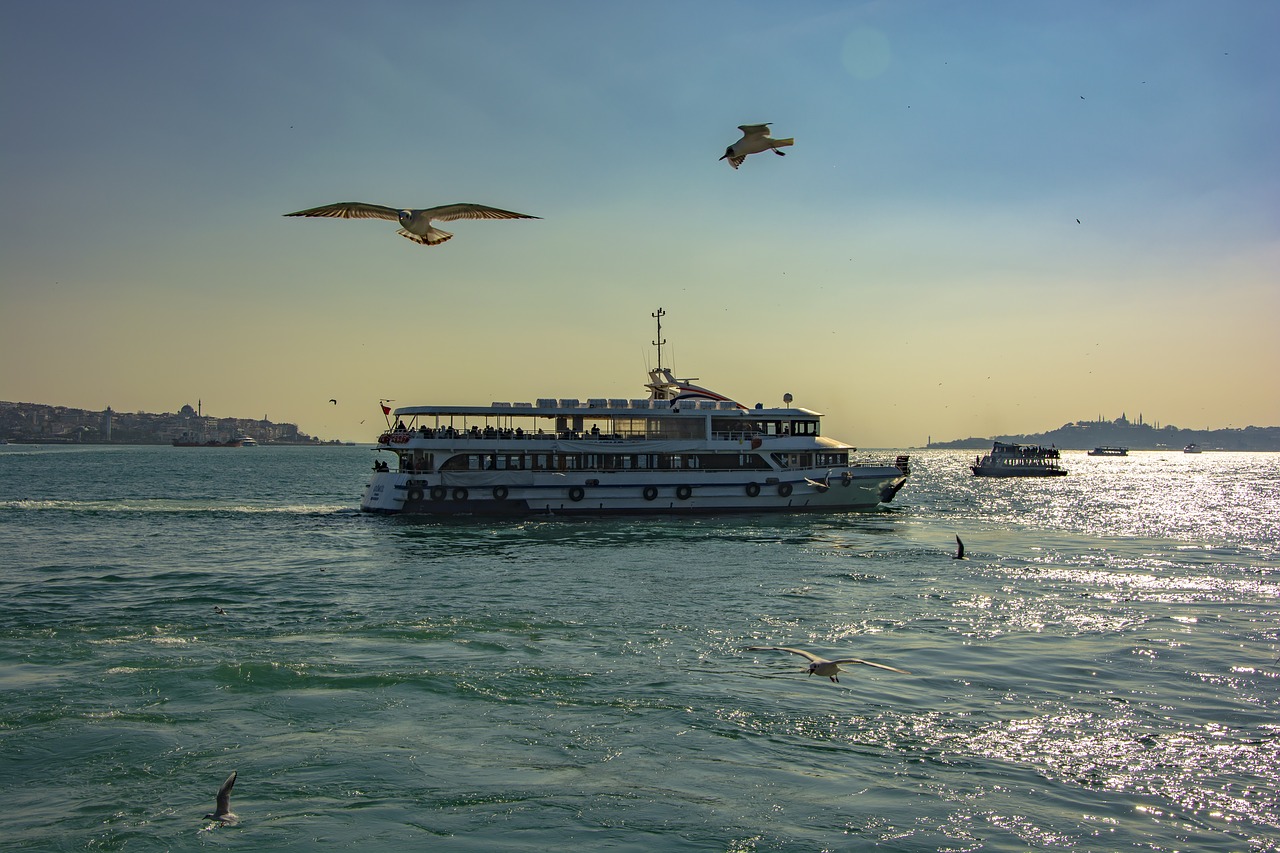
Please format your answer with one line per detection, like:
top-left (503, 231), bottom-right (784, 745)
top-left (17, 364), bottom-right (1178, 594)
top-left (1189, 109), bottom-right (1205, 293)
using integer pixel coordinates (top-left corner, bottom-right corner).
top-left (3, 1), bottom-right (1277, 446)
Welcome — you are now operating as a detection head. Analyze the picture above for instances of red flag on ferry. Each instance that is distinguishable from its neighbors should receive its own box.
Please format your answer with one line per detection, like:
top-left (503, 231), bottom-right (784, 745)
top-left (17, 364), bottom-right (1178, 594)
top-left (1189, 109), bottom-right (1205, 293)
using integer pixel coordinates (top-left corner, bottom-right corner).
top-left (380, 403), bottom-right (391, 415)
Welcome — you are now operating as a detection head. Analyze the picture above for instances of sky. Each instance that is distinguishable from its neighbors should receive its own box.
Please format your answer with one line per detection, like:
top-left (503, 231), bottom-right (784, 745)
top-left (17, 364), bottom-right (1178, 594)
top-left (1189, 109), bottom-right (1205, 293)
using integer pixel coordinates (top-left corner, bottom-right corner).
top-left (2, 1), bottom-right (1277, 447)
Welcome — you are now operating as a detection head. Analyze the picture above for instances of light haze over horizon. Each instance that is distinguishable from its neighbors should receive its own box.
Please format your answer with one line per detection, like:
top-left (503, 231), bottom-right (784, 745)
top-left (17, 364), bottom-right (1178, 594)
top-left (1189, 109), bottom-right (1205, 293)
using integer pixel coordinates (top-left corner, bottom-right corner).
top-left (3, 1), bottom-right (1277, 447)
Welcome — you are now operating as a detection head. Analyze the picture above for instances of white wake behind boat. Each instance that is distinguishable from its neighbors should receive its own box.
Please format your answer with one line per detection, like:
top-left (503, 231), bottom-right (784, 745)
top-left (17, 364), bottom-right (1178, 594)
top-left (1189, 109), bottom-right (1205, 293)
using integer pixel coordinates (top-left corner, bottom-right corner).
top-left (360, 314), bottom-right (909, 517)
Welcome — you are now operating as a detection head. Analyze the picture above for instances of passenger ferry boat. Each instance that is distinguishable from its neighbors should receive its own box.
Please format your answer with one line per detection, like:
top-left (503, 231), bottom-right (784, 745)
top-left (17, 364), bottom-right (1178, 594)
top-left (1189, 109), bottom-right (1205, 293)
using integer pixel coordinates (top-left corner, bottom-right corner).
top-left (172, 433), bottom-right (243, 448)
top-left (971, 441), bottom-right (1067, 477)
top-left (360, 315), bottom-right (910, 516)
top-left (1087, 446), bottom-right (1128, 456)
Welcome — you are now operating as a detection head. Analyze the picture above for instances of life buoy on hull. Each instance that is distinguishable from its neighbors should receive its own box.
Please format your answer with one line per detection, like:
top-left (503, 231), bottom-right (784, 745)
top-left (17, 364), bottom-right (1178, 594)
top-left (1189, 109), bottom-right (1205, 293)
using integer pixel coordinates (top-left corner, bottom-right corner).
top-left (406, 488), bottom-right (424, 503)
top-left (493, 486), bottom-right (509, 500)
top-left (675, 485), bottom-right (692, 501)
top-left (745, 482), bottom-right (761, 497)
top-left (430, 486), bottom-right (447, 501)
top-left (777, 483), bottom-right (793, 498)
top-left (642, 486), bottom-right (658, 501)
top-left (452, 487), bottom-right (469, 501)
top-left (568, 486), bottom-right (585, 502)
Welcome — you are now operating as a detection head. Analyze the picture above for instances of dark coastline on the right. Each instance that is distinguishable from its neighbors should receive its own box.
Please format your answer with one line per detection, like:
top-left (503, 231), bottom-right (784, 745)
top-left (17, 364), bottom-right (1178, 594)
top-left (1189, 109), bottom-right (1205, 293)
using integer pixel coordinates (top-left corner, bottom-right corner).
top-left (927, 414), bottom-right (1280, 452)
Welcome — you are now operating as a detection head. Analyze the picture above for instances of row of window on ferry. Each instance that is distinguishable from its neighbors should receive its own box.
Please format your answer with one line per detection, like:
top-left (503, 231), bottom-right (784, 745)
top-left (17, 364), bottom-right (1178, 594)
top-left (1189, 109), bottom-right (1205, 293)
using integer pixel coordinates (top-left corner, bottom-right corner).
top-left (396, 450), bottom-right (851, 474)
top-left (390, 418), bottom-right (821, 440)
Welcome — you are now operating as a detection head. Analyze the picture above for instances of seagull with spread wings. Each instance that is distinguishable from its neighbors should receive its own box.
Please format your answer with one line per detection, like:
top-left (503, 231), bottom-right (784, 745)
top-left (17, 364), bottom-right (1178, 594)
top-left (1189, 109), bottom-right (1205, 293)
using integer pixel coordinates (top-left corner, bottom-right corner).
top-left (720, 123), bottom-right (794, 169)
top-left (284, 201), bottom-right (539, 246)
top-left (747, 646), bottom-right (909, 683)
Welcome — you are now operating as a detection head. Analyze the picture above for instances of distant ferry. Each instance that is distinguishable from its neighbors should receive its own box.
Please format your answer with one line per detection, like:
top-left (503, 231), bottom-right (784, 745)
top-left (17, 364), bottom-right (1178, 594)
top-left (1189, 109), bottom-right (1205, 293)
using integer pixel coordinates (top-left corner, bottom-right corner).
top-left (972, 441), bottom-right (1067, 477)
top-left (1183, 443), bottom-right (1202, 453)
top-left (1087, 446), bottom-right (1128, 456)
top-left (172, 432), bottom-right (243, 448)
top-left (360, 313), bottom-right (910, 516)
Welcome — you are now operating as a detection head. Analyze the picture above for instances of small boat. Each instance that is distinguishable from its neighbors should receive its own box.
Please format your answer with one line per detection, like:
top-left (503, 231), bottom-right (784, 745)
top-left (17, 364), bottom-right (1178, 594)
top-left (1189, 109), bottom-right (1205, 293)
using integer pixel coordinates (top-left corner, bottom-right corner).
top-left (972, 441), bottom-right (1067, 477)
top-left (172, 438), bottom-right (243, 447)
top-left (238, 435), bottom-right (258, 446)
top-left (172, 431), bottom-right (242, 448)
top-left (360, 310), bottom-right (910, 516)
top-left (1183, 443), bottom-right (1202, 453)
top-left (1087, 446), bottom-right (1128, 456)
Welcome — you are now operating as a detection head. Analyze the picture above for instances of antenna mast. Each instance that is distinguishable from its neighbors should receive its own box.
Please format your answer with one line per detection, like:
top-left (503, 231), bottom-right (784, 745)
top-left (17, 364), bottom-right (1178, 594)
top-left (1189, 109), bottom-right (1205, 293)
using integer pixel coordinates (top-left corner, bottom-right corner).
top-left (651, 307), bottom-right (666, 371)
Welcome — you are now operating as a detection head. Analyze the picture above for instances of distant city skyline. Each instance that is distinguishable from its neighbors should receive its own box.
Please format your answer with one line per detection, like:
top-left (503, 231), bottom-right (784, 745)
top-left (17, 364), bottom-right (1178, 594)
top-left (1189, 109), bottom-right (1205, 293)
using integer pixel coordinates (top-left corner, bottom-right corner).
top-left (2, 2), bottom-right (1277, 447)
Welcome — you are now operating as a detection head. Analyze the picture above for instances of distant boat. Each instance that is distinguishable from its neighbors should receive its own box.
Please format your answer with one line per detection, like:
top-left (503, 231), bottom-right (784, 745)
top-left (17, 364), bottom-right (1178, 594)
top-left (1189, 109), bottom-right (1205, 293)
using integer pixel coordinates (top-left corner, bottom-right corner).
top-left (1183, 443), bottom-right (1202, 454)
top-left (172, 431), bottom-right (242, 448)
top-left (972, 441), bottom-right (1067, 477)
top-left (238, 435), bottom-right (258, 446)
top-left (1087, 446), bottom-right (1128, 456)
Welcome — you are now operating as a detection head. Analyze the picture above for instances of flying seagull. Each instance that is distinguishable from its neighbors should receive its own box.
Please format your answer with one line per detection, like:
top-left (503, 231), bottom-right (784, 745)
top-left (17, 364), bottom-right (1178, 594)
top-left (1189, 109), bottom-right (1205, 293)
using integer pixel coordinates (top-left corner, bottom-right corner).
top-left (953, 535), bottom-right (965, 559)
top-left (204, 771), bottom-right (239, 824)
top-left (329, 399), bottom-right (337, 404)
top-left (746, 646), bottom-right (910, 683)
top-left (804, 474), bottom-right (830, 492)
top-left (284, 202), bottom-right (539, 246)
top-left (720, 123), bottom-right (794, 169)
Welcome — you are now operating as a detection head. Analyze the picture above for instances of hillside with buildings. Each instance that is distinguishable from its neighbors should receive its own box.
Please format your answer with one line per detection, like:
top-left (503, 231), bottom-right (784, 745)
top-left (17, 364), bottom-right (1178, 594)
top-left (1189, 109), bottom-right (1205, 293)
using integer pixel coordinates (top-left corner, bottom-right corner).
top-left (927, 413), bottom-right (1280, 452)
top-left (0, 401), bottom-right (322, 445)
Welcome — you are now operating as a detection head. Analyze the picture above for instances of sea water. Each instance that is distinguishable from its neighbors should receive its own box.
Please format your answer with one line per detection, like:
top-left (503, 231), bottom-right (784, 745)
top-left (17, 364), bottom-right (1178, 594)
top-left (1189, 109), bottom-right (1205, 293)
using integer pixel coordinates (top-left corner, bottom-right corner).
top-left (1, 444), bottom-right (1277, 851)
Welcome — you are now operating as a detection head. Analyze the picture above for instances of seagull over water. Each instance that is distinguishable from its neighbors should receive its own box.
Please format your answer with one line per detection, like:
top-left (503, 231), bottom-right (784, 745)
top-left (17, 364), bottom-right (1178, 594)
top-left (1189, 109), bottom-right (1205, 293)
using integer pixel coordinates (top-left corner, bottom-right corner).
top-left (720, 123), bottom-right (794, 169)
top-left (747, 646), bottom-right (910, 683)
top-left (204, 771), bottom-right (239, 824)
top-left (284, 202), bottom-right (539, 246)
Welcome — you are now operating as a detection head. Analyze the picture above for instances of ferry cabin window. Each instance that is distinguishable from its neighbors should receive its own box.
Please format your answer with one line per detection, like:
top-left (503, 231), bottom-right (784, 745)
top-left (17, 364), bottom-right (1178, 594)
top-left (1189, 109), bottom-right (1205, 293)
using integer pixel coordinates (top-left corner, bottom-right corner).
top-left (772, 452), bottom-right (815, 469)
top-left (441, 451), bottom-right (772, 473)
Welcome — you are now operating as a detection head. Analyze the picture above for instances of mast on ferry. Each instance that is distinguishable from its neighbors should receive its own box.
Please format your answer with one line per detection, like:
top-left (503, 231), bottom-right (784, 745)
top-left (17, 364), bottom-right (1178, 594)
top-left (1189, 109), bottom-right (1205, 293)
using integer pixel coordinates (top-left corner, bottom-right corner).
top-left (652, 307), bottom-right (666, 373)
top-left (644, 307), bottom-right (741, 406)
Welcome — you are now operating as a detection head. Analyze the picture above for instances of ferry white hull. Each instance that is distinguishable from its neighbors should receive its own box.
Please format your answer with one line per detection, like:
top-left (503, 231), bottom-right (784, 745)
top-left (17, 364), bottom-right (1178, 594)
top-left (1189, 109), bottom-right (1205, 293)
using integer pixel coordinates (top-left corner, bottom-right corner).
top-left (361, 465), bottom-right (907, 516)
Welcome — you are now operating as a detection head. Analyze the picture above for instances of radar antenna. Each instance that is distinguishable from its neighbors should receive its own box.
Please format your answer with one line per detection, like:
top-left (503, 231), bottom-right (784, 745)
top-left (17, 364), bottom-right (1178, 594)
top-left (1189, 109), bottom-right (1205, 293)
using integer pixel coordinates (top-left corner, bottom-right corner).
top-left (651, 307), bottom-right (666, 372)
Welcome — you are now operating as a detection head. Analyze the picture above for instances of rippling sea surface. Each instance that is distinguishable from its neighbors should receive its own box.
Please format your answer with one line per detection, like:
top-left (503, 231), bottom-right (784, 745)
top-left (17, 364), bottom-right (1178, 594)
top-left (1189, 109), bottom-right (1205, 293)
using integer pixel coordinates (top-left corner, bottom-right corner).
top-left (2, 445), bottom-right (1277, 851)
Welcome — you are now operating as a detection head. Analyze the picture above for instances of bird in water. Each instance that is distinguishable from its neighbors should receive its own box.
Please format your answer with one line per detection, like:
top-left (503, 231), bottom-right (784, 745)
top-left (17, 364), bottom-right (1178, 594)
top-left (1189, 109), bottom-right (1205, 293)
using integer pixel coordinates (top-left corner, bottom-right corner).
top-left (213, 606), bottom-right (227, 615)
top-left (204, 771), bottom-right (239, 824)
top-left (720, 123), bottom-right (794, 169)
top-left (953, 535), bottom-right (966, 559)
top-left (284, 202), bottom-right (539, 246)
top-left (747, 646), bottom-right (910, 683)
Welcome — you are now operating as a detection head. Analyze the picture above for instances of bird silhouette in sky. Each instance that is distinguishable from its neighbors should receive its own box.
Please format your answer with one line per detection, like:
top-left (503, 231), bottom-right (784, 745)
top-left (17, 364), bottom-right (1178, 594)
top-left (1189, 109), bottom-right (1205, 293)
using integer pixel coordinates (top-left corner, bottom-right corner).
top-left (285, 202), bottom-right (539, 246)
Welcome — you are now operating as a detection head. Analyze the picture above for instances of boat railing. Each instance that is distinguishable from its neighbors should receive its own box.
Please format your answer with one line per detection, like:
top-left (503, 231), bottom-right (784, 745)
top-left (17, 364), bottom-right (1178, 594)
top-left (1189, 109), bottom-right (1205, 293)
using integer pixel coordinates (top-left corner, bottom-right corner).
top-left (380, 427), bottom-right (771, 444)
